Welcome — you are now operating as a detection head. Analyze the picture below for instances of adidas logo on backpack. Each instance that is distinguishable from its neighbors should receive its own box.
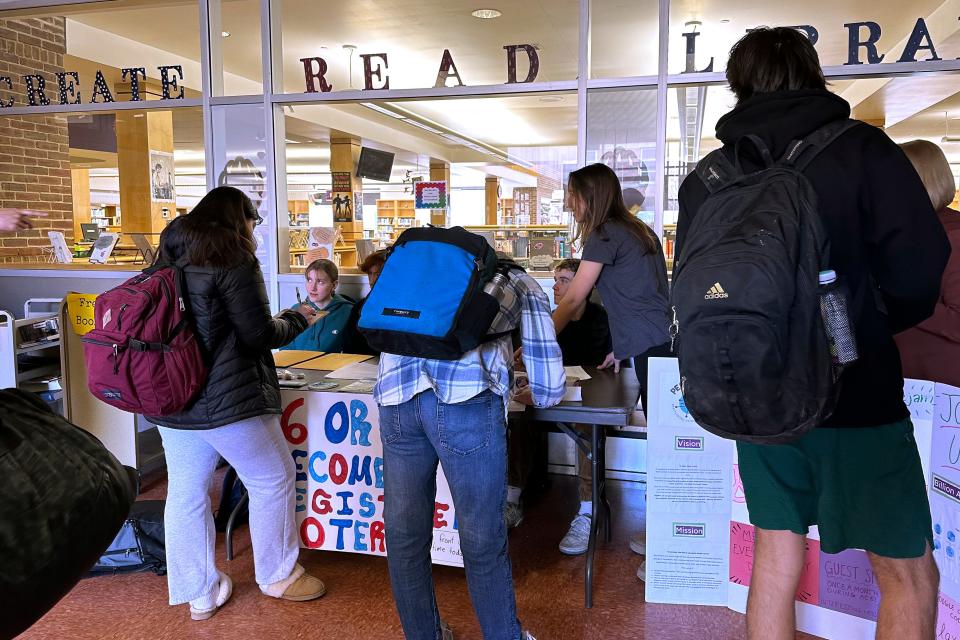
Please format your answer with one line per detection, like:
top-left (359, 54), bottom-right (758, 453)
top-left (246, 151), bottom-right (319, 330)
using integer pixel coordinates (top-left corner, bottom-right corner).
top-left (704, 283), bottom-right (729, 300)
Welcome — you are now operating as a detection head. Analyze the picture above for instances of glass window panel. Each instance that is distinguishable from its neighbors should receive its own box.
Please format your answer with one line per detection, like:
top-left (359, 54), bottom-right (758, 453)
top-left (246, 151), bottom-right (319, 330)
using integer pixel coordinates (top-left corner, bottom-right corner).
top-left (210, 0), bottom-right (264, 96)
top-left (0, 0), bottom-right (202, 107)
top-left (586, 88), bottom-right (659, 231)
top-left (0, 107), bottom-right (205, 266)
top-left (277, 93), bottom-right (578, 274)
top-left (276, 1), bottom-right (579, 94)
top-left (590, 0), bottom-right (660, 78)
top-left (668, 1), bottom-right (955, 75)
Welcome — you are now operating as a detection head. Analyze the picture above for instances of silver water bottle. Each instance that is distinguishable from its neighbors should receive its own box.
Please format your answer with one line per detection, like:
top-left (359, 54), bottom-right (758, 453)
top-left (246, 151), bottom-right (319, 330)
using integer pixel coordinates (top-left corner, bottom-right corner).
top-left (819, 270), bottom-right (858, 368)
top-left (483, 271), bottom-right (510, 300)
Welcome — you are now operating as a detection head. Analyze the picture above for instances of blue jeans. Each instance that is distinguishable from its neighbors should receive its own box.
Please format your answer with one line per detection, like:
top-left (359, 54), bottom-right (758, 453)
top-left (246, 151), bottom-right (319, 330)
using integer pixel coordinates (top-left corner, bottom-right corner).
top-left (380, 389), bottom-right (522, 640)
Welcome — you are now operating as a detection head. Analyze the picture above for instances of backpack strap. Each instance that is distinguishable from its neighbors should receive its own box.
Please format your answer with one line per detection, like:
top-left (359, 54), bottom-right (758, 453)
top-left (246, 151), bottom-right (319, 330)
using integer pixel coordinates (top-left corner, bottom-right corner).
top-left (780, 119), bottom-right (861, 172)
top-left (696, 148), bottom-right (740, 194)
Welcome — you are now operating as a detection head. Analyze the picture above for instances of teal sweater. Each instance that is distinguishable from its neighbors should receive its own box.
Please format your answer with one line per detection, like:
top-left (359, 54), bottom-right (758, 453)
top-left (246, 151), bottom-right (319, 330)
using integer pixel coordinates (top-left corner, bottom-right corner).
top-left (281, 294), bottom-right (355, 352)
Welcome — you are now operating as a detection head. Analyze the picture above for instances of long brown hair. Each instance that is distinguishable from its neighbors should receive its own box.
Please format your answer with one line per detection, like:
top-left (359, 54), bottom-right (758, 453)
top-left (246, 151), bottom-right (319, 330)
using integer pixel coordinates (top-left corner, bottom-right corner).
top-left (175, 186), bottom-right (259, 267)
top-left (568, 163), bottom-right (659, 254)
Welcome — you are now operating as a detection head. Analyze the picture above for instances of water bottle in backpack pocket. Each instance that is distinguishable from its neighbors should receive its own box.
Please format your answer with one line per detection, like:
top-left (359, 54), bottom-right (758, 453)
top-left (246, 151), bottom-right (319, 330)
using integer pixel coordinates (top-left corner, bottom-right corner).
top-left (818, 270), bottom-right (858, 377)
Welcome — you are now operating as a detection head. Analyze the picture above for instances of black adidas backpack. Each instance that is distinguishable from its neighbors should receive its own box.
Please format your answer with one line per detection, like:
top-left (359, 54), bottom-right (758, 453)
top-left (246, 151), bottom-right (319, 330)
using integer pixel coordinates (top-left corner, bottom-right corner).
top-left (670, 119), bottom-right (859, 443)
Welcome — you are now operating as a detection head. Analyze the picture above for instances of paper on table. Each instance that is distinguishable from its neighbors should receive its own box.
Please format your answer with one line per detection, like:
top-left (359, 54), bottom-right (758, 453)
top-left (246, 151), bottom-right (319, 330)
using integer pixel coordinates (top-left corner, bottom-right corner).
top-left (273, 350), bottom-right (324, 367)
top-left (326, 360), bottom-right (380, 380)
top-left (563, 384), bottom-right (582, 402)
top-left (298, 353), bottom-right (372, 371)
top-left (564, 366), bottom-right (591, 381)
top-left (338, 379), bottom-right (376, 394)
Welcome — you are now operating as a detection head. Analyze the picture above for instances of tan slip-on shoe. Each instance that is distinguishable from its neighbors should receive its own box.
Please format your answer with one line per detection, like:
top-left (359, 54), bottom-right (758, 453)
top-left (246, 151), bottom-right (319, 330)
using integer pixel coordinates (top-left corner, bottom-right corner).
top-left (279, 572), bottom-right (326, 602)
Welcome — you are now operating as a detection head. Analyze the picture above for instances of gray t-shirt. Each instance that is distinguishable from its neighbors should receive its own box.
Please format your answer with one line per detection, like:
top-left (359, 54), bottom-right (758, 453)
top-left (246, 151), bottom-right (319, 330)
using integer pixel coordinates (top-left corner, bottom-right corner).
top-left (582, 220), bottom-right (671, 359)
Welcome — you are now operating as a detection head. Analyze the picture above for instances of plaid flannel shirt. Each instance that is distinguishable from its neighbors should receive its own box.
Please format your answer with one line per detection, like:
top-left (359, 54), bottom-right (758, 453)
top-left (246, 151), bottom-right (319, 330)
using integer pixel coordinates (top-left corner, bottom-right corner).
top-left (374, 269), bottom-right (566, 410)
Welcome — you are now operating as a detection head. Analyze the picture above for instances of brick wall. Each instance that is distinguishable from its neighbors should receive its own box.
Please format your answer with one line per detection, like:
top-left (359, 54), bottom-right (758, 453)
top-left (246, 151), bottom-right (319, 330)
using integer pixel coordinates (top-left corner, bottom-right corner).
top-left (0, 17), bottom-right (72, 264)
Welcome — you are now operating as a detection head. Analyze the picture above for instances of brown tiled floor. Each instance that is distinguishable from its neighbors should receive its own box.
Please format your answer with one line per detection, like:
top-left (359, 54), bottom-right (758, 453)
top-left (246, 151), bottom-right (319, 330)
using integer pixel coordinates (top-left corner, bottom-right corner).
top-left (19, 472), bottom-right (818, 640)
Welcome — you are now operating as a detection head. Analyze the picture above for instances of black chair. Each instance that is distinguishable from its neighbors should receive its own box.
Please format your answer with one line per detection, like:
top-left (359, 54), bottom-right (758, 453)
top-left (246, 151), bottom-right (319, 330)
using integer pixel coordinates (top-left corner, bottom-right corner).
top-left (215, 466), bottom-right (249, 560)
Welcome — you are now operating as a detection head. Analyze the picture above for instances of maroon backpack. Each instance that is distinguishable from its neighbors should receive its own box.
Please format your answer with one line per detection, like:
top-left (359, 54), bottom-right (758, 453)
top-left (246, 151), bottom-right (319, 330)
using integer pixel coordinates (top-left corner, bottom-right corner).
top-left (82, 260), bottom-right (207, 416)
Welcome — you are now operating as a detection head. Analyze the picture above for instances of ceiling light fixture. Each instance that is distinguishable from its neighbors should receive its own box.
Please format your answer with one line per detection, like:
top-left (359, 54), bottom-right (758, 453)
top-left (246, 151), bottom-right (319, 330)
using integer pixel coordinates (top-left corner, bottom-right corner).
top-left (221, 31), bottom-right (230, 37)
top-left (471, 8), bottom-right (502, 19)
top-left (361, 102), bottom-right (407, 119)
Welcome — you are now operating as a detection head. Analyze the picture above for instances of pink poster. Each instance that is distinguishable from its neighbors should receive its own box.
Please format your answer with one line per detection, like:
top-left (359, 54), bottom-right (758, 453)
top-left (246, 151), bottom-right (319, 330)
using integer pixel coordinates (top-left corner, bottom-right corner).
top-left (938, 593), bottom-right (960, 638)
top-left (730, 522), bottom-right (820, 604)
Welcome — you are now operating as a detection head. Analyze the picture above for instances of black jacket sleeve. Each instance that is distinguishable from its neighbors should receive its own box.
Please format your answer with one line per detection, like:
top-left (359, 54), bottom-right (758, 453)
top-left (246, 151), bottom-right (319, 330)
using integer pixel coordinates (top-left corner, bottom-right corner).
top-left (675, 173), bottom-right (709, 267)
top-left (217, 260), bottom-right (308, 350)
top-left (862, 131), bottom-right (952, 333)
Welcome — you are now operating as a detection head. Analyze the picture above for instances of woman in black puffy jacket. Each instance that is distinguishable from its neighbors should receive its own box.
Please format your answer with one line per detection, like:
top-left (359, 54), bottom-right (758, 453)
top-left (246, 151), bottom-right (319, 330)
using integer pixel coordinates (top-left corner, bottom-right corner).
top-left (152, 187), bottom-right (325, 621)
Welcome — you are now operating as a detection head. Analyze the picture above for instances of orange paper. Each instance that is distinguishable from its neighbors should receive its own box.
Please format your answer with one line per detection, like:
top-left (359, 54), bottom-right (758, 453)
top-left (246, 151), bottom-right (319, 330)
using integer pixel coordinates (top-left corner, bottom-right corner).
top-left (295, 353), bottom-right (372, 371)
top-left (273, 350), bottom-right (325, 367)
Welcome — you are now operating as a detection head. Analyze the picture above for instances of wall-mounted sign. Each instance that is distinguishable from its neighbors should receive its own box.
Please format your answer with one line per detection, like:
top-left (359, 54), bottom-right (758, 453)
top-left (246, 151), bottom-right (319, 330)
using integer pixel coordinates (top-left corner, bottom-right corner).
top-left (332, 172), bottom-right (352, 192)
top-left (333, 193), bottom-right (353, 222)
top-left (150, 150), bottom-right (176, 202)
top-left (414, 181), bottom-right (447, 209)
top-left (1, 65), bottom-right (186, 109)
top-left (353, 192), bottom-right (364, 222)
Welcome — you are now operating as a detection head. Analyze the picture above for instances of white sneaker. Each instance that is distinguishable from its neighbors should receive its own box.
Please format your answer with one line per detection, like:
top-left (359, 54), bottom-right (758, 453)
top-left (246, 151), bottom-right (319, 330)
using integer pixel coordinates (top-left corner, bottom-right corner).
top-left (630, 530), bottom-right (646, 555)
top-left (190, 571), bottom-right (233, 621)
top-left (559, 513), bottom-right (592, 555)
top-left (637, 560), bottom-right (646, 582)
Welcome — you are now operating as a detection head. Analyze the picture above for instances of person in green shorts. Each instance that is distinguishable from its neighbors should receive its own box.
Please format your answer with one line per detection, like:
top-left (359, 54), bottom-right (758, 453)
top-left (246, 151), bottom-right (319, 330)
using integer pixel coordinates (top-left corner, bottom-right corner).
top-left (677, 28), bottom-right (951, 640)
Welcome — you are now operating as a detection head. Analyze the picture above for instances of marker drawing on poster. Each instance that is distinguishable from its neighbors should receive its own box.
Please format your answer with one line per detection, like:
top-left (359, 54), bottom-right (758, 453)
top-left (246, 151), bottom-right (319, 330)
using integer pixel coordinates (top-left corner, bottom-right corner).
top-left (280, 390), bottom-right (463, 567)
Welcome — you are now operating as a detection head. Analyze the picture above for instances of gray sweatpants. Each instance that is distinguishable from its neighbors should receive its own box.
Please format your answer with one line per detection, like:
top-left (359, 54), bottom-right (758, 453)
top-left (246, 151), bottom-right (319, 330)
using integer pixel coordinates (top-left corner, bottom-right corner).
top-left (158, 414), bottom-right (299, 605)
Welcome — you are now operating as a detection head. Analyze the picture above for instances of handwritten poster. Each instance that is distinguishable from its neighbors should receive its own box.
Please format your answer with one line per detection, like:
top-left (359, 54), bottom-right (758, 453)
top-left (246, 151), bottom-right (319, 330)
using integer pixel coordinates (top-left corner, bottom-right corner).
top-left (65, 292), bottom-right (97, 335)
top-left (414, 181), bottom-right (447, 209)
top-left (280, 390), bottom-right (463, 567)
top-left (932, 383), bottom-right (960, 603)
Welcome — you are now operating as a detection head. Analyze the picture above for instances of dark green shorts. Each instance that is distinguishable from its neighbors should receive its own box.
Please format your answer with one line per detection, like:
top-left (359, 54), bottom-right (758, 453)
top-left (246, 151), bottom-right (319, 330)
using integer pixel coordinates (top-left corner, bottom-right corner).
top-left (737, 419), bottom-right (932, 558)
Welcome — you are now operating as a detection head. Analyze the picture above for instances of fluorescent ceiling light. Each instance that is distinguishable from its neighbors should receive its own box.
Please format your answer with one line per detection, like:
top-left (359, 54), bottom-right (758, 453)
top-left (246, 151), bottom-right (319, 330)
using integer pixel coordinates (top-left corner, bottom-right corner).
top-left (221, 31), bottom-right (230, 37)
top-left (403, 119), bottom-right (445, 135)
top-left (361, 103), bottom-right (407, 119)
top-left (471, 8), bottom-right (502, 19)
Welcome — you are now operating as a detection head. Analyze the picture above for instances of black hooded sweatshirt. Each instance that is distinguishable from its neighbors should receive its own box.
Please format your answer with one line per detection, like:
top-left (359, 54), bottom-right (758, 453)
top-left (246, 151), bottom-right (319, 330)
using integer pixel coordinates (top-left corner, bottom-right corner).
top-left (677, 90), bottom-right (951, 428)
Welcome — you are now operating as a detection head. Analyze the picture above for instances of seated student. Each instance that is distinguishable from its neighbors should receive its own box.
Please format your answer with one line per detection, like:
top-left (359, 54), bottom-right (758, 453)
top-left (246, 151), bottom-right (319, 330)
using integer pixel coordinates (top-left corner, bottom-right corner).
top-left (505, 259), bottom-right (612, 549)
top-left (342, 249), bottom-right (388, 355)
top-left (282, 258), bottom-right (354, 352)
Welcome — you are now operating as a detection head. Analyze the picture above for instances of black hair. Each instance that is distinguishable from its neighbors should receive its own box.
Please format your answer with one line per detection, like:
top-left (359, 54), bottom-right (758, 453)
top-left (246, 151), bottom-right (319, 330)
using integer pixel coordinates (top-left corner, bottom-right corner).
top-left (726, 27), bottom-right (827, 103)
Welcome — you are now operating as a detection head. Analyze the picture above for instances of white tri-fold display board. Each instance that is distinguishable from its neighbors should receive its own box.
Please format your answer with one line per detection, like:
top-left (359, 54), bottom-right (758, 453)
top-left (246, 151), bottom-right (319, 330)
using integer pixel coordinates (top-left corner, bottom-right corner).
top-left (646, 357), bottom-right (960, 639)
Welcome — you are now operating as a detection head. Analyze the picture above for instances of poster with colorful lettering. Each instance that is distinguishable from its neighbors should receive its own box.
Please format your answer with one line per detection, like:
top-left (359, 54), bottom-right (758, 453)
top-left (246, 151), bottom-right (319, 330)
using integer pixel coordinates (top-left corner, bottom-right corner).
top-left (932, 383), bottom-right (960, 602)
top-left (281, 391), bottom-right (463, 567)
top-left (904, 378), bottom-right (935, 489)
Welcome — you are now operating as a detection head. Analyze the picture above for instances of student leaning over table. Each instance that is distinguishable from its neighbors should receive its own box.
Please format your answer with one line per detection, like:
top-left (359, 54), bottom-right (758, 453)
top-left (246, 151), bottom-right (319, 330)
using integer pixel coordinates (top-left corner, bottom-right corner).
top-left (374, 266), bottom-right (565, 640)
top-left (549, 162), bottom-right (672, 581)
top-left (148, 187), bottom-right (326, 622)
top-left (282, 258), bottom-right (355, 352)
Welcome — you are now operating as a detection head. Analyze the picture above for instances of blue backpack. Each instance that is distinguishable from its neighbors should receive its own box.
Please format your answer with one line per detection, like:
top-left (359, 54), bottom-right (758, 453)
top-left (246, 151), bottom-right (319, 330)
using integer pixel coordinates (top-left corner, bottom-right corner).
top-left (359, 226), bottom-right (509, 359)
